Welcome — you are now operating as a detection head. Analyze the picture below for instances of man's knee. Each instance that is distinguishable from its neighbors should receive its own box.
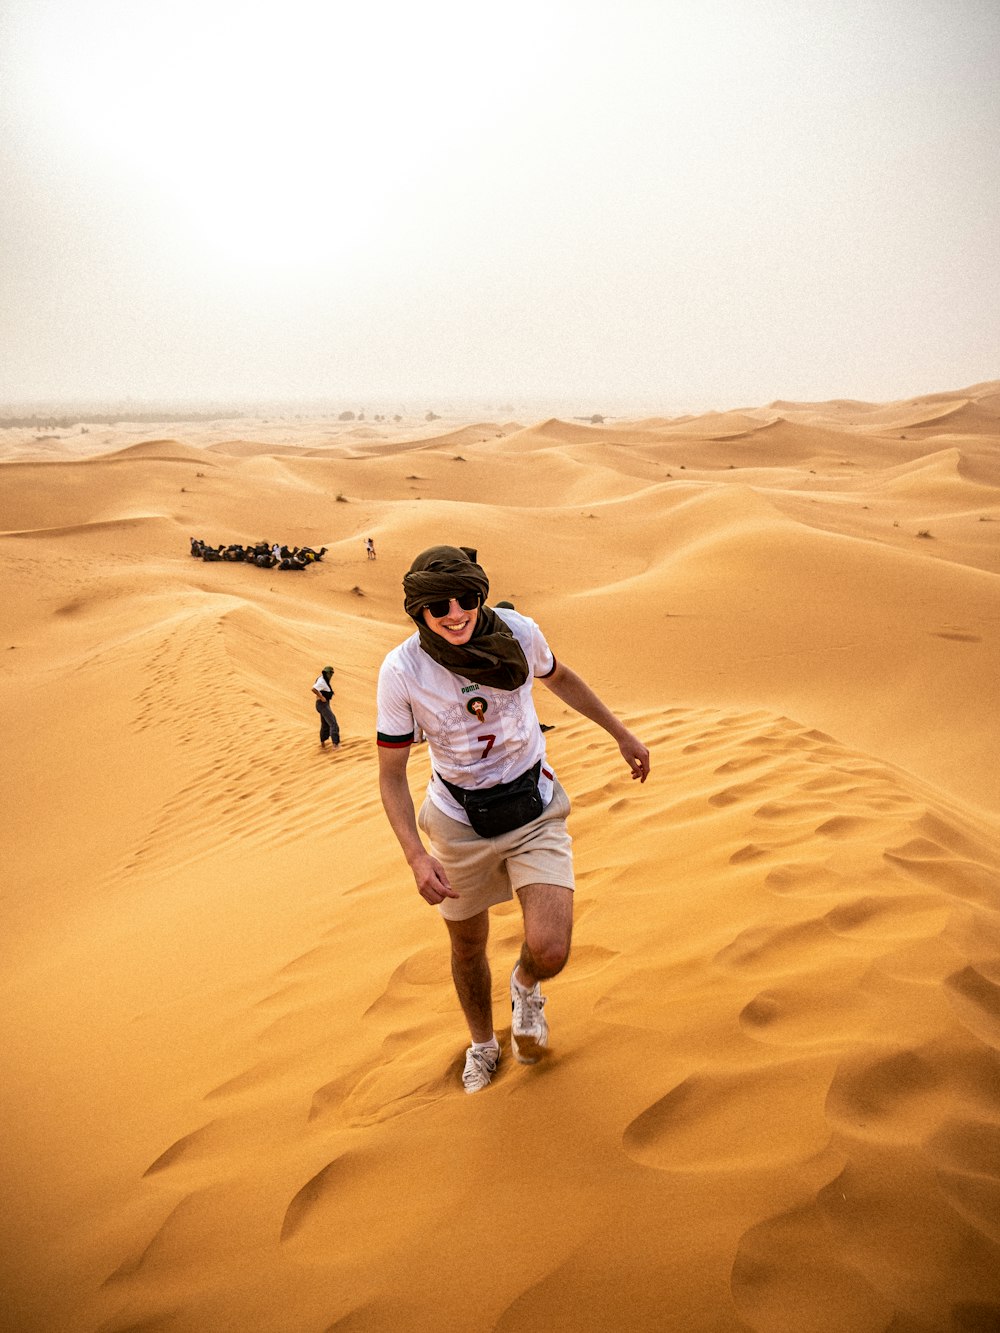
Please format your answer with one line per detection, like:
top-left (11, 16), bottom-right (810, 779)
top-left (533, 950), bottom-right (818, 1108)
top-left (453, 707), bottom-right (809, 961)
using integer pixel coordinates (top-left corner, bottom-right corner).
top-left (525, 933), bottom-right (570, 976)
top-left (519, 884), bottom-right (573, 976)
top-left (523, 912), bottom-right (572, 975)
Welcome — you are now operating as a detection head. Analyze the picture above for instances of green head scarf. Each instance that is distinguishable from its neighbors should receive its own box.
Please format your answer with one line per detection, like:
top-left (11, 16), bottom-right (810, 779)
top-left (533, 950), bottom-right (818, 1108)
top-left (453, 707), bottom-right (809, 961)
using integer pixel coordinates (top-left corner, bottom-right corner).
top-left (402, 545), bottom-right (528, 691)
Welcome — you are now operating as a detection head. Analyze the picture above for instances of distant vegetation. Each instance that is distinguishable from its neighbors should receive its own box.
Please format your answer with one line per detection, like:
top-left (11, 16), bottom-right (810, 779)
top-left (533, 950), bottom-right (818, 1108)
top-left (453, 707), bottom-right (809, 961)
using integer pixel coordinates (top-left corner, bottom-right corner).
top-left (1, 405), bottom-right (419, 429)
top-left (0, 410), bottom-right (249, 429)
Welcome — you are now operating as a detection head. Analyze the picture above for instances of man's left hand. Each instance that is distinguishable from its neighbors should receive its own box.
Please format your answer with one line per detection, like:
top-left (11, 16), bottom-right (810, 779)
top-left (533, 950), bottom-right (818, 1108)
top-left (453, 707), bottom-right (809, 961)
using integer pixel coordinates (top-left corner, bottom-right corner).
top-left (619, 732), bottom-right (650, 783)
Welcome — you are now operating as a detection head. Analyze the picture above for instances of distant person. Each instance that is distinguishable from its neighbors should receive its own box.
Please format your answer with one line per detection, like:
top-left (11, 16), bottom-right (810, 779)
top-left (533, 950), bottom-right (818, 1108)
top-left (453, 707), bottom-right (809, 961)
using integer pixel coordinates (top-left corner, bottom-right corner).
top-left (377, 544), bottom-right (649, 1094)
top-left (312, 666), bottom-right (340, 749)
top-left (365, 537), bottom-right (377, 561)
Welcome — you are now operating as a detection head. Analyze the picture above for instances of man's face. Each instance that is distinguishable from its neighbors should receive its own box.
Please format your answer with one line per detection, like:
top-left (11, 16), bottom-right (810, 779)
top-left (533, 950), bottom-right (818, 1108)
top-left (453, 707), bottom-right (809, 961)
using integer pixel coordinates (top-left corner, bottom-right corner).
top-left (422, 595), bottom-right (479, 646)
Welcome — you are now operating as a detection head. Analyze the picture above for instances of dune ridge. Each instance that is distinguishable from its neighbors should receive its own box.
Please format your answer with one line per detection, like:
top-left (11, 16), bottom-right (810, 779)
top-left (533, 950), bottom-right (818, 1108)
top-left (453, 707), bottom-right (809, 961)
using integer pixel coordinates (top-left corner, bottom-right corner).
top-left (1, 381), bottom-right (998, 1331)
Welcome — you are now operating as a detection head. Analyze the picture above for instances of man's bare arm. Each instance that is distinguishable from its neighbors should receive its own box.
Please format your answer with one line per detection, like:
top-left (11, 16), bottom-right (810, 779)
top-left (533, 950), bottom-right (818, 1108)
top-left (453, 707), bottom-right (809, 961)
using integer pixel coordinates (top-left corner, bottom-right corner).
top-left (377, 745), bottom-right (460, 903)
top-left (541, 660), bottom-right (650, 782)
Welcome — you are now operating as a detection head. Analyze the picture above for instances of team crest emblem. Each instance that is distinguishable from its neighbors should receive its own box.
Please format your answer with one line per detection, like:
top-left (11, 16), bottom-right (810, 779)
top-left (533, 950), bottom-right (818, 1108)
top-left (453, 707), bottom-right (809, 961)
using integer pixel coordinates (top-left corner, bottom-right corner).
top-left (466, 696), bottom-right (488, 723)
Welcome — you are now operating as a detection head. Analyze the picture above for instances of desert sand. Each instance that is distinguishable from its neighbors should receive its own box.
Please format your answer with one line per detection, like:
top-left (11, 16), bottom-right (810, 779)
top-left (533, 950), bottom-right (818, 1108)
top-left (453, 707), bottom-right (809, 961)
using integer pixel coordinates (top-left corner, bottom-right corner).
top-left (1, 382), bottom-right (999, 1332)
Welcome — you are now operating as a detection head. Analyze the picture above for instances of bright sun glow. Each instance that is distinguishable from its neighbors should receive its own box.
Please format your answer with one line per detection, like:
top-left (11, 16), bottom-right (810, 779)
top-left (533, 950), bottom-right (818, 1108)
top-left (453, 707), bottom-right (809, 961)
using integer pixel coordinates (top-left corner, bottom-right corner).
top-left (30, 0), bottom-right (557, 268)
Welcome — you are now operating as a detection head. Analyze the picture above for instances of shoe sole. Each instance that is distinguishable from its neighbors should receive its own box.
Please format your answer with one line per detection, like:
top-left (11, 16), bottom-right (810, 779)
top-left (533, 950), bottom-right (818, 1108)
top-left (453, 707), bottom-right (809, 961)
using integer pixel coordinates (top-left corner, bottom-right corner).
top-left (464, 1077), bottom-right (494, 1093)
top-left (511, 1028), bottom-right (549, 1065)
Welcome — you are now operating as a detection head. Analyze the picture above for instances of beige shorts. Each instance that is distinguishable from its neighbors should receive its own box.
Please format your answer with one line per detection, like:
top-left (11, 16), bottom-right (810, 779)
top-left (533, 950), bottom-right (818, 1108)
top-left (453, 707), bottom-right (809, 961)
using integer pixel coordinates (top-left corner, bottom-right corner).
top-left (418, 778), bottom-right (575, 921)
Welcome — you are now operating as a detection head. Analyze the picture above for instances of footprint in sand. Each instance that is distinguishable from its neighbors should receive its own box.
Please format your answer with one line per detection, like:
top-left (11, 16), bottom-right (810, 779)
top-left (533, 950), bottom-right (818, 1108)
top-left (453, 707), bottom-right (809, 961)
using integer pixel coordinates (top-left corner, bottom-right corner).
top-left (713, 753), bottom-right (769, 776)
top-left (755, 798), bottom-right (843, 822)
top-left (714, 918), bottom-right (837, 974)
top-left (823, 893), bottom-right (950, 941)
top-left (762, 861), bottom-right (847, 896)
top-left (622, 1059), bottom-right (833, 1171)
top-left (708, 779), bottom-right (772, 808)
top-left (311, 1038), bottom-right (463, 1128)
top-left (280, 1151), bottom-right (374, 1246)
top-left (731, 1191), bottom-right (898, 1333)
top-left (393, 944), bottom-right (452, 987)
top-left (737, 968), bottom-right (948, 1050)
top-left (280, 1142), bottom-right (466, 1272)
top-left (885, 848), bottom-right (1000, 909)
top-left (732, 1154), bottom-right (1000, 1331)
top-left (729, 843), bottom-right (771, 864)
top-left (945, 966), bottom-right (1000, 1049)
top-left (815, 814), bottom-right (881, 839)
top-left (821, 1042), bottom-right (1000, 1144)
top-left (102, 1187), bottom-right (235, 1288)
top-left (925, 1118), bottom-right (1000, 1245)
top-left (142, 1121), bottom-right (221, 1177)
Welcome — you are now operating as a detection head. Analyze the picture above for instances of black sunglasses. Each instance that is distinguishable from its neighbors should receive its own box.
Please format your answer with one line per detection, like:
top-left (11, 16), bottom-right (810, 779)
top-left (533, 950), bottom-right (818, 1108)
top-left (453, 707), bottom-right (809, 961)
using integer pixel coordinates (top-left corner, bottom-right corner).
top-left (423, 591), bottom-right (481, 618)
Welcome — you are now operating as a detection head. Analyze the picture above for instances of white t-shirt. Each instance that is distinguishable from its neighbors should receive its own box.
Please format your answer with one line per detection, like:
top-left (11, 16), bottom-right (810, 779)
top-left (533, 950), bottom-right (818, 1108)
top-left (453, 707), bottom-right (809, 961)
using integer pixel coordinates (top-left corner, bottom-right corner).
top-left (313, 674), bottom-right (333, 700)
top-left (376, 608), bottom-right (557, 824)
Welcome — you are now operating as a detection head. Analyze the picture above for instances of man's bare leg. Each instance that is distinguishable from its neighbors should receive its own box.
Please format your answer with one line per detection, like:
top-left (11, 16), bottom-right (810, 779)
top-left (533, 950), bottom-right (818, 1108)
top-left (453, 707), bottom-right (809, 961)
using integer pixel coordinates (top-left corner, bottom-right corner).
top-left (514, 883), bottom-right (574, 988)
top-left (509, 883), bottom-right (573, 1063)
top-left (444, 910), bottom-right (494, 1043)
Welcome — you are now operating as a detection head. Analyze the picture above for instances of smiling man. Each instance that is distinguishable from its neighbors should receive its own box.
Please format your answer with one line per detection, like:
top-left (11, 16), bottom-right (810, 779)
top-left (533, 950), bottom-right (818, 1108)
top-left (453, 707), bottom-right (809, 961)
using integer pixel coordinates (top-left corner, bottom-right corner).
top-left (376, 545), bottom-right (650, 1093)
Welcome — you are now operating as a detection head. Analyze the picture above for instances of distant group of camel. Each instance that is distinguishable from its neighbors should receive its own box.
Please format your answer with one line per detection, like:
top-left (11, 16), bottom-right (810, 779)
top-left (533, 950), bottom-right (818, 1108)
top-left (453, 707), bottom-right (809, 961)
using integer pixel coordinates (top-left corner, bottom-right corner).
top-left (189, 538), bottom-right (327, 570)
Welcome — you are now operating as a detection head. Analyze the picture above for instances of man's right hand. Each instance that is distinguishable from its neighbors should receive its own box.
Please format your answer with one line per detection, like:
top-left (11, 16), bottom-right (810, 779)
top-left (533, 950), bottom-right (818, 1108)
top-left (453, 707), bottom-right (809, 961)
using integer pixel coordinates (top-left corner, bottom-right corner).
top-left (409, 850), bottom-right (460, 905)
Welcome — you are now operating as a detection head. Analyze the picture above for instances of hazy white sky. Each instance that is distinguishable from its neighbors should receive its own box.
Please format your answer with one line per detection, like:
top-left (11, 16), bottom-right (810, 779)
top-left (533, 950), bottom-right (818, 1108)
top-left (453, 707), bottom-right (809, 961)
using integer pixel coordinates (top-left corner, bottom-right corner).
top-left (1, 0), bottom-right (998, 412)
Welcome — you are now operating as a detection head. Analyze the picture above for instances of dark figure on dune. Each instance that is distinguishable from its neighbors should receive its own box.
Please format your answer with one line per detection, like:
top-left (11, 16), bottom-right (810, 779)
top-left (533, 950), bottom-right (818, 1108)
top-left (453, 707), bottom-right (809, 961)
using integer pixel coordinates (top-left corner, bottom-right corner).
top-left (312, 666), bottom-right (340, 749)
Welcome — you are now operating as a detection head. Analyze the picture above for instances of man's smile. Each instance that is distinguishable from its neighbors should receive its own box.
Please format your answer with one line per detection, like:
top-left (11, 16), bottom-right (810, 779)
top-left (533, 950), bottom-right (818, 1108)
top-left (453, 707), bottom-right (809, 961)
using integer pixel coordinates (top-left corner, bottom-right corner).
top-left (421, 593), bottom-right (480, 645)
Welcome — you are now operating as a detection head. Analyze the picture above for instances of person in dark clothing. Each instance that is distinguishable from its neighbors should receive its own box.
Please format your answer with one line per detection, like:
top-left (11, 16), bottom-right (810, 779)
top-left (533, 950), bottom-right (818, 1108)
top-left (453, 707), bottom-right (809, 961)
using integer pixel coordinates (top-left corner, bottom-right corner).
top-left (312, 666), bottom-right (340, 748)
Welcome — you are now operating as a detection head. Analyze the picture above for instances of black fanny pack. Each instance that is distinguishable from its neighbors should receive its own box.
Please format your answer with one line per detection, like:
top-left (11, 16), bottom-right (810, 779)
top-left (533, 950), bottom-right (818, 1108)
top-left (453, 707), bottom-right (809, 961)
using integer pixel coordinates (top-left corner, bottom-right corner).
top-left (438, 762), bottom-right (543, 838)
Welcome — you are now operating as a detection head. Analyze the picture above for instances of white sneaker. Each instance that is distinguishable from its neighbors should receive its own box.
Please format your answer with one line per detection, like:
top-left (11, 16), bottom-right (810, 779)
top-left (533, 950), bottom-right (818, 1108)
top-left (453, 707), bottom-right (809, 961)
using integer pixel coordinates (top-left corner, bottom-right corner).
top-left (510, 970), bottom-right (549, 1064)
top-left (462, 1042), bottom-right (500, 1094)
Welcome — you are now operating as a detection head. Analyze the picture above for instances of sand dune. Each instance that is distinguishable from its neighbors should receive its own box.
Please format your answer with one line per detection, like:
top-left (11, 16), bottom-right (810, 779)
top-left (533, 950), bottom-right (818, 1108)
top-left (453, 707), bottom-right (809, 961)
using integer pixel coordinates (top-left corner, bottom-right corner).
top-left (1, 382), bottom-right (999, 1331)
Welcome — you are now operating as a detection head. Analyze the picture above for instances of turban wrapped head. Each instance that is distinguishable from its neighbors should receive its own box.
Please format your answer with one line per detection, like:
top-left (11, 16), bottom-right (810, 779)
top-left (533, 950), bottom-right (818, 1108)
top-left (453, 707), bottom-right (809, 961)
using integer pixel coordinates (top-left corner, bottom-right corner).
top-left (402, 545), bottom-right (528, 691)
